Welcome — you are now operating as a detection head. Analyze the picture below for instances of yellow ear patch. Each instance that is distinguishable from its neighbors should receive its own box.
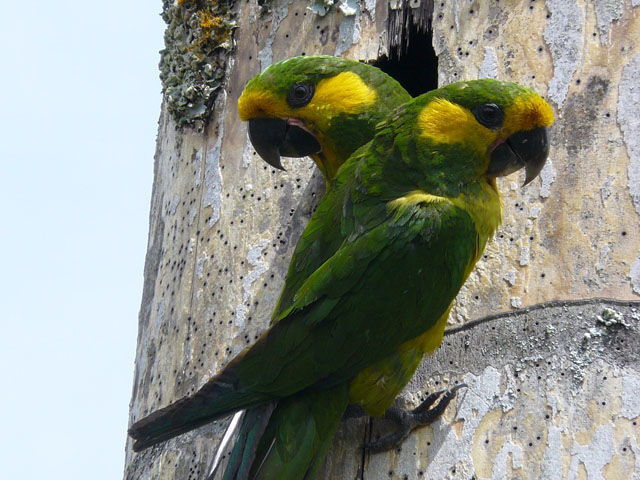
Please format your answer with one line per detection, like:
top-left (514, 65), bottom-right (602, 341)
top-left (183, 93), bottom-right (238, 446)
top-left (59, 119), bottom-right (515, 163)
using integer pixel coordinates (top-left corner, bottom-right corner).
top-left (418, 98), bottom-right (495, 151)
top-left (505, 95), bottom-right (554, 134)
top-left (237, 71), bottom-right (376, 123)
top-left (311, 71), bottom-right (377, 114)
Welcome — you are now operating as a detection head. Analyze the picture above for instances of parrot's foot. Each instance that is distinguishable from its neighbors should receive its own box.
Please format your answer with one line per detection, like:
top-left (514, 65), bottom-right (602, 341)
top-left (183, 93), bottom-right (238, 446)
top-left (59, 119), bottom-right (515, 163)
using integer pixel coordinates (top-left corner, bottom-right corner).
top-left (363, 383), bottom-right (467, 453)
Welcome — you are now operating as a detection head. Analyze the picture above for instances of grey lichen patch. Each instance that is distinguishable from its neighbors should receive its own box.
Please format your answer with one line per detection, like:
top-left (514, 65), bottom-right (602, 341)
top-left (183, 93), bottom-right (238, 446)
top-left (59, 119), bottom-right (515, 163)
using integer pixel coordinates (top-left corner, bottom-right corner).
top-left (618, 54), bottom-right (640, 218)
top-left (540, 425), bottom-right (563, 480)
top-left (598, 306), bottom-right (631, 328)
top-left (203, 104), bottom-right (225, 226)
top-left (583, 306), bottom-right (631, 342)
top-left (308, 0), bottom-right (334, 17)
top-left (519, 245), bottom-right (530, 266)
top-left (632, 258), bottom-right (640, 295)
top-left (333, 0), bottom-right (361, 56)
top-left (538, 159), bottom-right (556, 198)
top-left (618, 54), bottom-right (640, 295)
top-left (622, 369), bottom-right (640, 419)
top-left (234, 239), bottom-right (269, 328)
top-left (594, 0), bottom-right (624, 45)
top-left (257, 0), bottom-right (291, 71)
top-left (568, 424), bottom-right (615, 479)
top-left (160, 0), bottom-right (236, 127)
top-left (561, 76), bottom-right (609, 158)
top-left (544, 0), bottom-right (583, 107)
top-left (504, 269), bottom-right (517, 286)
top-left (599, 175), bottom-right (615, 203)
top-left (491, 439), bottom-right (524, 479)
top-left (309, 0), bottom-right (358, 17)
top-left (479, 46), bottom-right (498, 79)
top-left (362, 0), bottom-right (376, 18)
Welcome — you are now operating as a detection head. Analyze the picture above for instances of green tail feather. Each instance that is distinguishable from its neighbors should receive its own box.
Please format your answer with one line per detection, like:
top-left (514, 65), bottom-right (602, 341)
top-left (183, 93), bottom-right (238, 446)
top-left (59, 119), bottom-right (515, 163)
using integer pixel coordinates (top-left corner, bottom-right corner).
top-left (219, 404), bottom-right (276, 480)
top-left (220, 385), bottom-right (349, 480)
top-left (129, 369), bottom-right (272, 452)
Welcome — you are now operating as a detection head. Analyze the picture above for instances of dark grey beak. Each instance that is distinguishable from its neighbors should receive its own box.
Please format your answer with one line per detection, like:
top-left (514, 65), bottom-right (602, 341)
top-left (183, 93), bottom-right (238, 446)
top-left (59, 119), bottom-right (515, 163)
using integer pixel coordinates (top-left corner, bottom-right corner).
top-left (247, 118), bottom-right (322, 170)
top-left (487, 126), bottom-right (549, 186)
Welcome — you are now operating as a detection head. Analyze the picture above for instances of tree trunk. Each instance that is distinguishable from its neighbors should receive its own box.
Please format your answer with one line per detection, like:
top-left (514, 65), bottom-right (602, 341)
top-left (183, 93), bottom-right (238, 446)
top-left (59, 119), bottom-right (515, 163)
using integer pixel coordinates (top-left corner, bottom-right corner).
top-left (124, 1), bottom-right (640, 478)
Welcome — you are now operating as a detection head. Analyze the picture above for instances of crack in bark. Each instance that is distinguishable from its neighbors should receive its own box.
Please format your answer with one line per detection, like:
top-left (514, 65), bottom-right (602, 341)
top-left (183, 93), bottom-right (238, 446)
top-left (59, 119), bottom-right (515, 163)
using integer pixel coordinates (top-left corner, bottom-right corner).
top-left (358, 418), bottom-right (373, 480)
top-left (445, 297), bottom-right (640, 336)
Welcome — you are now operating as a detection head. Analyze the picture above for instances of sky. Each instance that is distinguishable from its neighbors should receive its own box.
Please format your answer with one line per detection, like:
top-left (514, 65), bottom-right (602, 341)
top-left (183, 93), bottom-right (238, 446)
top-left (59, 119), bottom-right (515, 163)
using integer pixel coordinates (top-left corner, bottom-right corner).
top-left (0, 2), bottom-right (165, 478)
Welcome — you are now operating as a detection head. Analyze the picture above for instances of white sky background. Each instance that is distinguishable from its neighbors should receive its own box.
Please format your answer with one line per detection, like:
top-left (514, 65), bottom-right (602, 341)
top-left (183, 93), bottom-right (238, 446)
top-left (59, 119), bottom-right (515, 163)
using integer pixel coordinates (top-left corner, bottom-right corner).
top-left (0, 2), bottom-right (165, 478)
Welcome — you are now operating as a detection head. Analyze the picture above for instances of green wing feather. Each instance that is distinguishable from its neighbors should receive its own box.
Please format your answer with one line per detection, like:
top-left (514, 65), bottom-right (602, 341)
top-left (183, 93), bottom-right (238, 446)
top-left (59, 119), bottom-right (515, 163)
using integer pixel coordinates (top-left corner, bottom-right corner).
top-left (129, 169), bottom-right (477, 452)
top-left (230, 196), bottom-right (476, 397)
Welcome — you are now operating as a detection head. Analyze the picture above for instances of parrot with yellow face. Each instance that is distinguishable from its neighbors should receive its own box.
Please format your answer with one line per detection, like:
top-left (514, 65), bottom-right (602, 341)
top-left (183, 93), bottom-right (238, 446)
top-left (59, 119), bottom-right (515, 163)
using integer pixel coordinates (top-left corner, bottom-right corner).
top-left (237, 56), bottom-right (411, 181)
top-left (129, 57), bottom-right (553, 480)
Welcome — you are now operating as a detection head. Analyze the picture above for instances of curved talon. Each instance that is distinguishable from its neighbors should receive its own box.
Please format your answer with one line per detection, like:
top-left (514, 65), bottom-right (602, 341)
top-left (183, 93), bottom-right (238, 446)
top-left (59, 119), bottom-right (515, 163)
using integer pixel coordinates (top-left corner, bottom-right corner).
top-left (363, 383), bottom-right (467, 453)
top-left (412, 383), bottom-right (467, 423)
top-left (410, 388), bottom-right (448, 415)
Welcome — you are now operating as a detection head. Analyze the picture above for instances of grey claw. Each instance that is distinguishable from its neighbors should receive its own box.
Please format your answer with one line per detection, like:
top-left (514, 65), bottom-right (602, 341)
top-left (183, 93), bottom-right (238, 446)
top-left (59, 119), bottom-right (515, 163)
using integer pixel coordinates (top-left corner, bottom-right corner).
top-left (363, 383), bottom-right (467, 453)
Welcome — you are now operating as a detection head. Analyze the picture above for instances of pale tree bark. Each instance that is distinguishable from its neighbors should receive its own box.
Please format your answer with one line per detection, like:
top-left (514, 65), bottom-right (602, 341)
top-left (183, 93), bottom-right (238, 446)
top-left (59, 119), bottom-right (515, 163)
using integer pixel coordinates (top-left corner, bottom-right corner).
top-left (125, 1), bottom-right (640, 479)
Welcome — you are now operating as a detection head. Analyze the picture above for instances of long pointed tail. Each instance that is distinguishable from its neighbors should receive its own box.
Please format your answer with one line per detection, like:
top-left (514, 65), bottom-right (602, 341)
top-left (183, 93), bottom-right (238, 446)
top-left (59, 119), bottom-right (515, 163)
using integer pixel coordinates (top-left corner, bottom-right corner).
top-left (218, 385), bottom-right (349, 480)
top-left (129, 369), bottom-right (272, 452)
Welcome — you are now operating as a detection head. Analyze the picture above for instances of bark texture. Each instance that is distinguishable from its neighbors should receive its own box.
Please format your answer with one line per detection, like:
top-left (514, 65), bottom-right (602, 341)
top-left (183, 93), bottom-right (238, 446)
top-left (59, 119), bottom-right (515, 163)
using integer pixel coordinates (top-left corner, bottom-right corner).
top-left (125, 1), bottom-right (640, 478)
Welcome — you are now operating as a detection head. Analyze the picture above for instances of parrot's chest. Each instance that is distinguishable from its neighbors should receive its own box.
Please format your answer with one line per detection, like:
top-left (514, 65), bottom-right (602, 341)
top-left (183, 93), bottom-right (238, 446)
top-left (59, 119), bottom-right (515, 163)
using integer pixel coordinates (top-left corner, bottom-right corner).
top-left (460, 181), bottom-right (503, 241)
top-left (456, 183), bottom-right (503, 280)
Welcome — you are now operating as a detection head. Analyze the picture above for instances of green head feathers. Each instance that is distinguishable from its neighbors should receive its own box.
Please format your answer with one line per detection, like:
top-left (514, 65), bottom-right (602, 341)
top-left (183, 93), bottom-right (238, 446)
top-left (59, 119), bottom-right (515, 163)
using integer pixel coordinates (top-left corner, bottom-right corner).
top-left (238, 56), bottom-right (411, 179)
top-left (387, 79), bottom-right (554, 190)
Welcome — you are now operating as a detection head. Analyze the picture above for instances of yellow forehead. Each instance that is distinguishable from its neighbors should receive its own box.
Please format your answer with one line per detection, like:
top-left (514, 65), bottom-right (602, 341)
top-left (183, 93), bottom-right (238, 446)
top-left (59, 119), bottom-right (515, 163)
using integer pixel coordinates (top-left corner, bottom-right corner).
top-left (237, 71), bottom-right (377, 126)
top-left (504, 95), bottom-right (554, 134)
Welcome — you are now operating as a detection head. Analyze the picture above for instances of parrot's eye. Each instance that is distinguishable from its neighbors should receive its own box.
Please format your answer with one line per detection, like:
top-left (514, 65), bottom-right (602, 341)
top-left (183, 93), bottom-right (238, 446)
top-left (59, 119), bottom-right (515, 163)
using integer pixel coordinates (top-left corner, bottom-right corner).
top-left (287, 83), bottom-right (315, 108)
top-left (472, 103), bottom-right (504, 130)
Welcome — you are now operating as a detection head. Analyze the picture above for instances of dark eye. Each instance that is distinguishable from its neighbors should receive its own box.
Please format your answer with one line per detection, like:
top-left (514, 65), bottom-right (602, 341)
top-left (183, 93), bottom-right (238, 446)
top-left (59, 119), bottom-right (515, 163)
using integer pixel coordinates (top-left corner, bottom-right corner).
top-left (472, 103), bottom-right (504, 129)
top-left (287, 83), bottom-right (315, 108)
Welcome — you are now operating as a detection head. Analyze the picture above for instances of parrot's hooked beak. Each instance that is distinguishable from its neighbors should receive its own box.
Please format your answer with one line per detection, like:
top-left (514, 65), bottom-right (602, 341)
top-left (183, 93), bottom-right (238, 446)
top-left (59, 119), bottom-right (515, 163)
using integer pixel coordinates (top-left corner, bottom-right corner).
top-left (247, 118), bottom-right (322, 171)
top-left (487, 126), bottom-right (549, 186)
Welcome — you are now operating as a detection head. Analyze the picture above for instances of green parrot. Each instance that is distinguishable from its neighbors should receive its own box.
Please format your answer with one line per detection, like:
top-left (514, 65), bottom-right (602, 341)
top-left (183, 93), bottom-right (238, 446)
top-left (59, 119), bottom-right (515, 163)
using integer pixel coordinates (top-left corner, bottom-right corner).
top-left (216, 57), bottom-right (414, 479)
top-left (132, 56), bottom-right (414, 478)
top-left (237, 55), bottom-right (411, 181)
top-left (129, 76), bottom-right (553, 480)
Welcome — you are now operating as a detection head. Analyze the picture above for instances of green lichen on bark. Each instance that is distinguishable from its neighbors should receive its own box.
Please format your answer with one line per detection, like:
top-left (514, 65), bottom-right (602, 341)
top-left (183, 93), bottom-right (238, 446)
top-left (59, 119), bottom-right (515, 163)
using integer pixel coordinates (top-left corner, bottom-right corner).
top-left (159, 0), bottom-right (237, 127)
